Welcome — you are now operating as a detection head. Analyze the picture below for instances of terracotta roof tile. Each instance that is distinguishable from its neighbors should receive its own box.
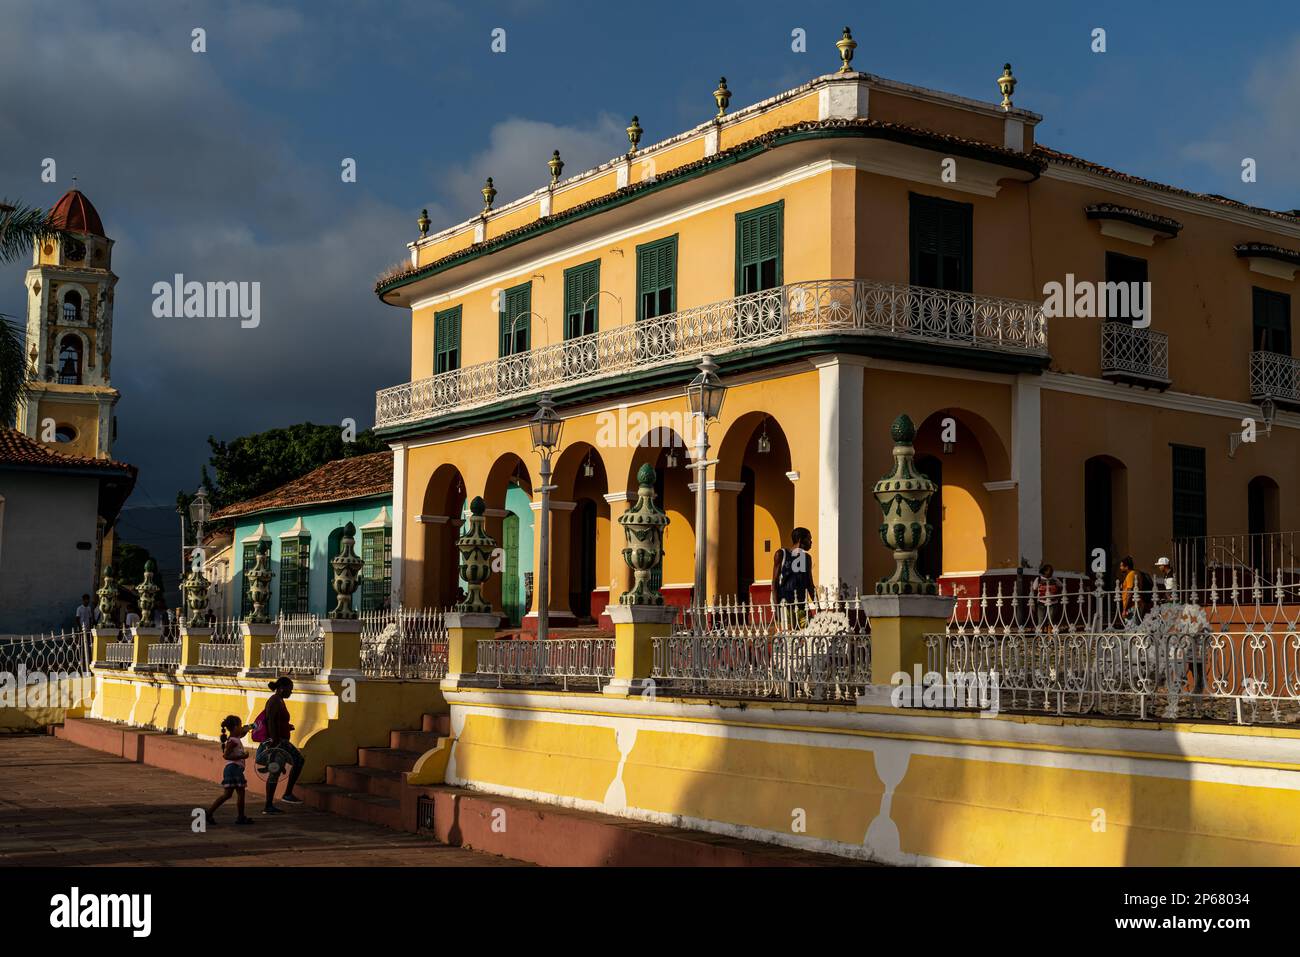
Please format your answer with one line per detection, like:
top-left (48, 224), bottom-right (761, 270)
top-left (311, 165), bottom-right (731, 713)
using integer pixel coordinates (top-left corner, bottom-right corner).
top-left (212, 450), bottom-right (393, 521)
top-left (0, 428), bottom-right (134, 475)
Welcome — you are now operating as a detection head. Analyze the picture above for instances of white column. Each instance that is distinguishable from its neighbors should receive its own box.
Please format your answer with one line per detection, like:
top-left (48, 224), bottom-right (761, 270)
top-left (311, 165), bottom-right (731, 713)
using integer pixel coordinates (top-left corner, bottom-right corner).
top-left (1012, 373), bottom-right (1043, 569)
top-left (389, 443), bottom-right (407, 606)
top-left (816, 358), bottom-right (865, 593)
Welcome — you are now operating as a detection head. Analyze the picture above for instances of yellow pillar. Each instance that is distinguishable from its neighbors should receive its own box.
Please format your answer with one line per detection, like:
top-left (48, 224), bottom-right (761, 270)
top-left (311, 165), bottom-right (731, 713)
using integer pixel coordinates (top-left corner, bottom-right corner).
top-left (860, 594), bottom-right (954, 705)
top-left (441, 612), bottom-right (498, 690)
top-left (239, 622), bottom-right (277, 675)
top-left (130, 626), bottom-right (163, 671)
top-left (603, 604), bottom-right (677, 696)
top-left (178, 626), bottom-right (210, 671)
top-left (90, 627), bottom-right (117, 666)
top-left (321, 619), bottom-right (362, 678)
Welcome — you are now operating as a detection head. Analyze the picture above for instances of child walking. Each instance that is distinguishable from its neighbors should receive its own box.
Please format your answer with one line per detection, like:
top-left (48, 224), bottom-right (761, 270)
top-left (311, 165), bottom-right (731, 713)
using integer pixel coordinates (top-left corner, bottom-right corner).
top-left (206, 715), bottom-right (255, 827)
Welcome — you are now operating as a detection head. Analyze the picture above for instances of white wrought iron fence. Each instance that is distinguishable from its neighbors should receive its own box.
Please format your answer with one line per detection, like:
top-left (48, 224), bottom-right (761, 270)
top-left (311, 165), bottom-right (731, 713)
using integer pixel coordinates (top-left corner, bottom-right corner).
top-left (146, 642), bottom-right (181, 669)
top-left (652, 632), bottom-right (871, 702)
top-left (260, 640), bottom-right (324, 674)
top-left (359, 607), bottom-right (449, 680)
top-left (673, 589), bottom-right (867, 637)
top-left (1100, 322), bottom-right (1169, 382)
top-left (930, 573), bottom-right (1300, 724)
top-left (376, 279), bottom-right (1048, 427)
top-left (276, 612), bottom-right (321, 641)
top-left (0, 630), bottom-right (92, 675)
top-left (476, 637), bottom-right (615, 690)
top-left (198, 642), bottom-right (244, 669)
top-left (1250, 350), bottom-right (1300, 405)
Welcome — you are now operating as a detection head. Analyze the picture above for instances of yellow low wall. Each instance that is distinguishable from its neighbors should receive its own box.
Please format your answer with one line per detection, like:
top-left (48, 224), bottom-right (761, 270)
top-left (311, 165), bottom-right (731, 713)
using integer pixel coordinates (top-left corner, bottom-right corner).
top-left (0, 674), bottom-right (92, 731)
top-left (90, 667), bottom-right (445, 782)
top-left (439, 689), bottom-right (1300, 866)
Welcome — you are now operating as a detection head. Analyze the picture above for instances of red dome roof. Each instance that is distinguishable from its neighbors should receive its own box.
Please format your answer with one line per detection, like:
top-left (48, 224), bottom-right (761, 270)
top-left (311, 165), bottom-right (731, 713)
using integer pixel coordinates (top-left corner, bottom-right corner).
top-left (49, 189), bottom-right (105, 237)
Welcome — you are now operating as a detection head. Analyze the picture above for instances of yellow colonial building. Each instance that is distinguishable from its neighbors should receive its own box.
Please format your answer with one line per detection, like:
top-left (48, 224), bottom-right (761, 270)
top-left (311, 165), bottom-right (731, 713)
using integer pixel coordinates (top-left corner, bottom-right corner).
top-left (374, 37), bottom-right (1300, 623)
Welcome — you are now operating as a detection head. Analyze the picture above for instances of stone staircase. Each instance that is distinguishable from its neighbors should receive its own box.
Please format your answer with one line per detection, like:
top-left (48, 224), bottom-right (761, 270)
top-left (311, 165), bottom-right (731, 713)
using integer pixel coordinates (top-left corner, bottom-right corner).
top-left (298, 712), bottom-right (449, 830)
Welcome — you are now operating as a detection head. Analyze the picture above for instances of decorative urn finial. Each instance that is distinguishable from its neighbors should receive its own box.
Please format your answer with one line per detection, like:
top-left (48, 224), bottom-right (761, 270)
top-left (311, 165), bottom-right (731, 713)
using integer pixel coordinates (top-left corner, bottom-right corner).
top-left (96, 564), bottom-right (118, 628)
top-left (182, 553), bottom-right (211, 627)
top-left (548, 150), bottom-right (564, 187)
top-left (457, 497), bottom-right (497, 613)
top-left (836, 27), bottom-right (857, 74)
top-left (137, 559), bottom-right (161, 625)
top-left (997, 63), bottom-right (1016, 111)
top-left (713, 77), bottom-right (731, 118)
top-left (872, 413), bottom-right (939, 596)
top-left (481, 177), bottom-right (496, 213)
top-left (330, 522), bottom-right (364, 619)
top-left (626, 116), bottom-right (642, 154)
top-left (247, 543), bottom-right (273, 624)
top-left (618, 464), bottom-right (671, 605)
top-left (417, 208), bottom-right (430, 238)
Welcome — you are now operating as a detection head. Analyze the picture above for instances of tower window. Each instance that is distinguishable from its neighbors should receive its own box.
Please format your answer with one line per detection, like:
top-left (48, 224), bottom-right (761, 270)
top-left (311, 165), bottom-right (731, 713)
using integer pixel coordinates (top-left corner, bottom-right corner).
top-left (63, 291), bottom-right (82, 322)
top-left (57, 335), bottom-right (83, 384)
top-left (54, 425), bottom-right (77, 443)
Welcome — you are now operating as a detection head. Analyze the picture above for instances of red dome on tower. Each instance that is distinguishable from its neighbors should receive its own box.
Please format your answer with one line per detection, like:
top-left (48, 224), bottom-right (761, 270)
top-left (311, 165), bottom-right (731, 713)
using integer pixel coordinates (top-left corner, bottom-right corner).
top-left (49, 189), bottom-right (105, 237)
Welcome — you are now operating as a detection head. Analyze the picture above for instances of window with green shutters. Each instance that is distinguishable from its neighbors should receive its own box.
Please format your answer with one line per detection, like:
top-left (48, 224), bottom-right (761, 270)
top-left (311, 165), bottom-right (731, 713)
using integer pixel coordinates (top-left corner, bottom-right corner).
top-left (636, 236), bottom-right (677, 321)
top-left (1171, 445), bottom-right (1207, 541)
top-left (735, 202), bottom-right (783, 295)
top-left (1252, 287), bottom-right (1291, 355)
top-left (434, 305), bottom-right (461, 373)
top-left (361, 527), bottom-right (392, 611)
top-left (240, 543), bottom-right (262, 618)
top-left (278, 534), bottom-right (311, 614)
top-left (564, 261), bottom-right (600, 339)
top-left (499, 282), bottom-right (532, 356)
top-left (909, 193), bottom-right (973, 293)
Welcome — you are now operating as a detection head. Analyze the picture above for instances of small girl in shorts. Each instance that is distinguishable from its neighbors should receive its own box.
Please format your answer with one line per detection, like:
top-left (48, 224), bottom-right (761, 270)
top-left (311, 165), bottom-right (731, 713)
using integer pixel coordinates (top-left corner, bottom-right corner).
top-left (205, 714), bottom-right (255, 826)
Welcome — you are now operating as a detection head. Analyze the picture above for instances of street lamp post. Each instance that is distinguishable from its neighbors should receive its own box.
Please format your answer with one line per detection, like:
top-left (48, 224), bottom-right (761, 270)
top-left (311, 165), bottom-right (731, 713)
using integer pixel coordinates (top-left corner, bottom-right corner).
top-left (529, 393), bottom-right (563, 643)
top-left (686, 355), bottom-right (726, 612)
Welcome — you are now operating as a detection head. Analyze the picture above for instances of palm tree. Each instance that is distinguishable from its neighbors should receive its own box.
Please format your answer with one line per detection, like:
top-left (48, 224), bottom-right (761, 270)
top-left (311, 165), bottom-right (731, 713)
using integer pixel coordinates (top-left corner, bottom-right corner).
top-left (0, 199), bottom-right (71, 428)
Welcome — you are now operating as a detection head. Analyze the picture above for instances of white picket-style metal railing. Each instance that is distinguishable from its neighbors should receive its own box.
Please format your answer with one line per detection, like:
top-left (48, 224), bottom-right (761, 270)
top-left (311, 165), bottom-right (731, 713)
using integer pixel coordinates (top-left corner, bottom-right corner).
top-left (359, 607), bottom-right (449, 680)
top-left (376, 279), bottom-right (1048, 427)
top-left (476, 636), bottom-right (615, 690)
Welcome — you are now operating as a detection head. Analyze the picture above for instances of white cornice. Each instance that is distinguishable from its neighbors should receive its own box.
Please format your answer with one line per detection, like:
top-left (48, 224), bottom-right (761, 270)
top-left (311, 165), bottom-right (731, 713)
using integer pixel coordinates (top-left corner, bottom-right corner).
top-left (1042, 163), bottom-right (1300, 241)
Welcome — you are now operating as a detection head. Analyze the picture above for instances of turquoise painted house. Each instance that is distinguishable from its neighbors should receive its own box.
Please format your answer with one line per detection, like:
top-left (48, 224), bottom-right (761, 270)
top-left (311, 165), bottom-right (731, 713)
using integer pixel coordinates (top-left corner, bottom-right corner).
top-left (211, 450), bottom-right (535, 621)
top-left (213, 451), bottom-right (395, 618)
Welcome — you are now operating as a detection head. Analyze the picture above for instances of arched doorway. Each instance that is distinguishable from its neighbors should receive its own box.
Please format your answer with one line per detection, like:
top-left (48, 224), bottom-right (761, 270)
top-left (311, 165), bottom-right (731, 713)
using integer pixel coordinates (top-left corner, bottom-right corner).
top-left (714, 412), bottom-right (795, 603)
top-left (421, 464), bottom-right (466, 608)
top-left (915, 454), bottom-right (943, 583)
top-left (484, 454), bottom-right (534, 617)
top-left (554, 442), bottom-right (610, 624)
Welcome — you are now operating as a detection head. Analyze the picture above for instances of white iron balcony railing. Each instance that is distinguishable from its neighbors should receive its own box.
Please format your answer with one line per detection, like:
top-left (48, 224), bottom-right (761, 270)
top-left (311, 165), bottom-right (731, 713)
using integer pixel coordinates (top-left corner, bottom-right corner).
top-left (376, 278), bottom-right (1048, 428)
top-left (1100, 321), bottom-right (1170, 385)
top-left (1250, 350), bottom-right (1300, 405)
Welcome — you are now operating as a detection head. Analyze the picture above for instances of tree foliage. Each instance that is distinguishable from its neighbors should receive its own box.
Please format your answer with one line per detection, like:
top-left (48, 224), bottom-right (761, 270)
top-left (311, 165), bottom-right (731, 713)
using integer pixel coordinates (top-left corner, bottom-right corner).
top-left (198, 422), bottom-right (386, 510)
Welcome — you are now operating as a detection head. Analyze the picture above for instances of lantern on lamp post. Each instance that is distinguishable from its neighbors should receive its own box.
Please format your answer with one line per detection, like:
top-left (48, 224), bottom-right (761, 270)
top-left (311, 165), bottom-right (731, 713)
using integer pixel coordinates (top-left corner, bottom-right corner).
top-left (686, 355), bottom-right (726, 611)
top-left (529, 393), bottom-right (563, 642)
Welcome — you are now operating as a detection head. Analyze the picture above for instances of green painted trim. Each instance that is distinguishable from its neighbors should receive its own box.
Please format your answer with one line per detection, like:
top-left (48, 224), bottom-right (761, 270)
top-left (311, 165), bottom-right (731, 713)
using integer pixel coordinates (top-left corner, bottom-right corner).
top-left (377, 123), bottom-right (1043, 302)
top-left (563, 259), bottom-right (601, 339)
top-left (375, 337), bottom-right (1047, 442)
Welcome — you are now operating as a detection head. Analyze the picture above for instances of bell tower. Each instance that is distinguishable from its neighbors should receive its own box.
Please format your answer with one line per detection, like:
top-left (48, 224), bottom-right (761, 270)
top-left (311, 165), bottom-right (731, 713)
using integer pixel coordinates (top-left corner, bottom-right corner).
top-left (19, 188), bottom-right (119, 459)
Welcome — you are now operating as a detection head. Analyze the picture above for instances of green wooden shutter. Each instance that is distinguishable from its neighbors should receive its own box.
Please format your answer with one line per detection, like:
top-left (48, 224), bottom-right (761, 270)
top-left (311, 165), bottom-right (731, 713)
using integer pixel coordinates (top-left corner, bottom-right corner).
top-left (564, 261), bottom-right (600, 339)
top-left (499, 283), bottom-right (531, 356)
top-left (735, 202), bottom-right (783, 294)
top-left (1253, 288), bottom-right (1292, 355)
top-left (909, 193), bottom-right (972, 292)
top-left (637, 236), bottom-right (677, 320)
top-left (435, 305), bottom-right (461, 372)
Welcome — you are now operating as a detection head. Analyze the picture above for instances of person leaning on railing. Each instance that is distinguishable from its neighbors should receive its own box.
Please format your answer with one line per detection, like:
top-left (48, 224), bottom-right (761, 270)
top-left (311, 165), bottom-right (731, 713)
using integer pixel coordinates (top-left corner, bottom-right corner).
top-left (772, 528), bottom-right (815, 629)
top-left (1029, 563), bottom-right (1063, 630)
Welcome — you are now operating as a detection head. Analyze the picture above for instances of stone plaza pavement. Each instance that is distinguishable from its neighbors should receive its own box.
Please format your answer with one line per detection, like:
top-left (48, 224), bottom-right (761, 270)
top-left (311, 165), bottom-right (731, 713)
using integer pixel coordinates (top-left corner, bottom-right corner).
top-left (0, 734), bottom-right (526, 867)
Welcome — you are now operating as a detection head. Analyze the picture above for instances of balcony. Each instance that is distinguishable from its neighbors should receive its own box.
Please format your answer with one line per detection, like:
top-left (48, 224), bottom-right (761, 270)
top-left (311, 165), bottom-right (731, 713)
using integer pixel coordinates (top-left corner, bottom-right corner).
top-left (1100, 321), bottom-right (1170, 389)
top-left (375, 279), bottom-right (1048, 429)
top-left (1250, 350), bottom-right (1300, 407)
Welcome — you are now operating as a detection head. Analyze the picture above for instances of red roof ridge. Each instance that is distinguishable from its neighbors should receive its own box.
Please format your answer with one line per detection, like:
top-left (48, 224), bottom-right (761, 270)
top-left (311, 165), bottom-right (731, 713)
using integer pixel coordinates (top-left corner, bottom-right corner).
top-left (212, 449), bottom-right (394, 521)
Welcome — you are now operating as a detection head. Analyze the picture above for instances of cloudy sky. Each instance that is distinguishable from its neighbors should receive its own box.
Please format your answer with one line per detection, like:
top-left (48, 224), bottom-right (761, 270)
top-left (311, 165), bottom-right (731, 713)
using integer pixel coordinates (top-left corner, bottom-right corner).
top-left (2, 0), bottom-right (1297, 513)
